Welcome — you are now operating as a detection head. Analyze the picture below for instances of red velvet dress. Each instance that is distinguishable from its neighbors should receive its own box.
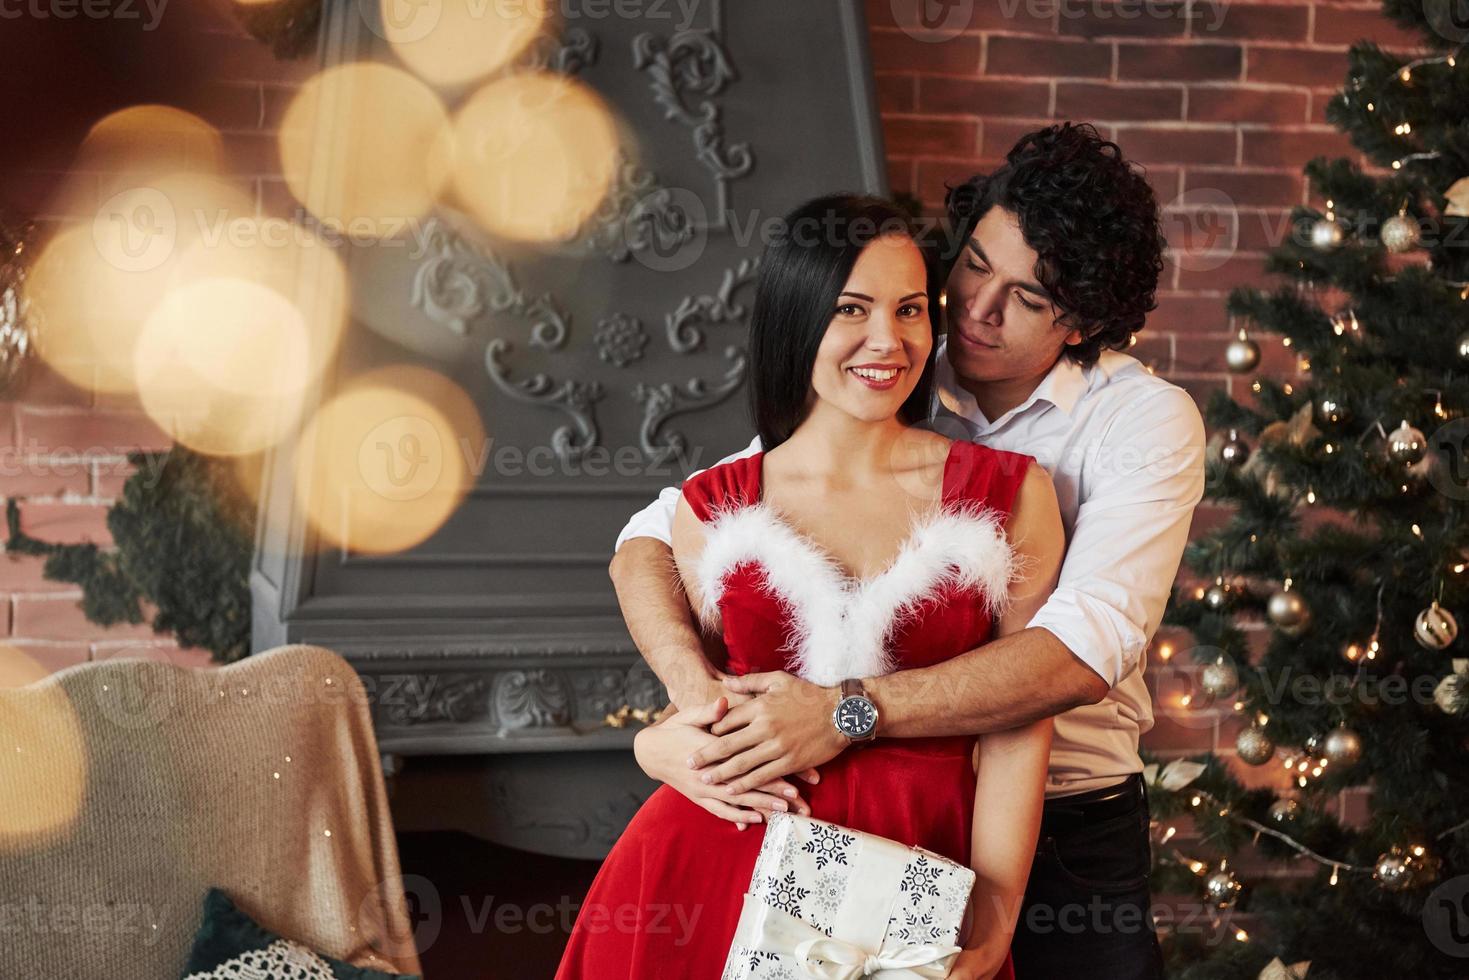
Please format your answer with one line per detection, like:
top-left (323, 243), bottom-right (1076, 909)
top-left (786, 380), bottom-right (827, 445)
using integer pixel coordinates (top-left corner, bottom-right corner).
top-left (556, 440), bottom-right (1034, 980)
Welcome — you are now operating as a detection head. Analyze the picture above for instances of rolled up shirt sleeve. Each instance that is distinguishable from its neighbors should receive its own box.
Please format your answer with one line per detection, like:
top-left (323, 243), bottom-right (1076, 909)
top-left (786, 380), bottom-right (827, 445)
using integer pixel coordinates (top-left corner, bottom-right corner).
top-left (1026, 386), bottom-right (1206, 689)
top-left (612, 435), bottom-right (763, 552)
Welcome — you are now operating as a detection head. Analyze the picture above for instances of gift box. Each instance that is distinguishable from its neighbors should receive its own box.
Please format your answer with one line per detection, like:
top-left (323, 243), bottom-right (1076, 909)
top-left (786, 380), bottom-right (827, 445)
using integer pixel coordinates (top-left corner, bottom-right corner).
top-left (721, 811), bottom-right (975, 980)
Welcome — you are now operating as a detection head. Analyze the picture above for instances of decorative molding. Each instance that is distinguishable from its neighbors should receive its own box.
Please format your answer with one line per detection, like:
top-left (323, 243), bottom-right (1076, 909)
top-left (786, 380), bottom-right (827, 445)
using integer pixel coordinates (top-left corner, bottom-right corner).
top-left (523, 26), bottom-right (599, 75)
top-left (634, 345), bottom-right (747, 467)
top-left (574, 152), bottom-right (695, 263)
top-left (632, 22), bottom-right (753, 224)
top-left (411, 216), bottom-right (571, 350)
top-left (594, 312), bottom-right (649, 367)
top-left (484, 338), bottom-right (603, 464)
top-left (362, 663), bottom-right (668, 733)
top-left (664, 255), bottom-right (758, 353)
top-left (494, 669), bottom-right (573, 731)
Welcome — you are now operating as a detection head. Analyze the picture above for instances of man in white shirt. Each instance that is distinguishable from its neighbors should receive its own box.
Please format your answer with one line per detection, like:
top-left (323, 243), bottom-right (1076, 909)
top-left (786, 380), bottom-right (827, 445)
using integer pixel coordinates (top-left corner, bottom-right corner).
top-left (609, 123), bottom-right (1204, 979)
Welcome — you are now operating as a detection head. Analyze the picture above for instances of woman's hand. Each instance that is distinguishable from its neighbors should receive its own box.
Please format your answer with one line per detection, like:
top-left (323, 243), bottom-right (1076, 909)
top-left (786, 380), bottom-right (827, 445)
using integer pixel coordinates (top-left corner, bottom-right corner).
top-left (634, 695), bottom-right (819, 828)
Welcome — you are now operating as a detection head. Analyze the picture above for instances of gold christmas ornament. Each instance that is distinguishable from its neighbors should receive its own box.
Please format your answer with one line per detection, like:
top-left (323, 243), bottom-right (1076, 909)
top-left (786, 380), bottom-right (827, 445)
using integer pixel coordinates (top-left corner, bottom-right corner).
top-left (1322, 725), bottom-right (1363, 767)
top-left (1267, 584), bottom-right (1311, 635)
top-left (1415, 602), bottom-right (1459, 650)
top-left (1204, 867), bottom-right (1243, 909)
top-left (1380, 208), bottom-right (1420, 253)
top-left (1236, 725), bottom-right (1276, 766)
top-left (1201, 658), bottom-right (1240, 699)
top-left (1225, 330), bottom-right (1262, 373)
top-left (1314, 394), bottom-right (1350, 428)
top-left (1385, 419), bottom-right (1426, 465)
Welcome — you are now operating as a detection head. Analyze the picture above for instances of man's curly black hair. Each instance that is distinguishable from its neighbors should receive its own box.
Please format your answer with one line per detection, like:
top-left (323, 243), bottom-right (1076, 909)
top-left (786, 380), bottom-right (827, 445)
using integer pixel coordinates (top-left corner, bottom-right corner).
top-left (943, 122), bottom-right (1166, 367)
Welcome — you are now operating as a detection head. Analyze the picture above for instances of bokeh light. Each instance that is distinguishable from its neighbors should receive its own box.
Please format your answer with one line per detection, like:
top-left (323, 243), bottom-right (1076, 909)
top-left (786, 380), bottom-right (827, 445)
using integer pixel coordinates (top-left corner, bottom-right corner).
top-left (134, 277), bottom-right (312, 456)
top-left (0, 646), bottom-right (86, 851)
top-left (278, 63), bottom-right (454, 237)
top-left (27, 172), bottom-right (255, 395)
top-left (292, 365), bottom-right (485, 555)
top-left (451, 72), bottom-right (619, 243)
top-left (381, 0), bottom-right (549, 88)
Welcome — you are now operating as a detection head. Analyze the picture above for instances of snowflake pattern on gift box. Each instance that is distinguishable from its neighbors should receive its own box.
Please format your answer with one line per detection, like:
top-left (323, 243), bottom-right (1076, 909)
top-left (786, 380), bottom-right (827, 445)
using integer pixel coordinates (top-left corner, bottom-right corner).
top-left (810, 870), bottom-right (847, 930)
top-left (764, 870), bottom-right (810, 918)
top-left (892, 905), bottom-right (940, 944)
top-left (800, 823), bottom-right (855, 870)
top-left (899, 853), bottom-right (945, 906)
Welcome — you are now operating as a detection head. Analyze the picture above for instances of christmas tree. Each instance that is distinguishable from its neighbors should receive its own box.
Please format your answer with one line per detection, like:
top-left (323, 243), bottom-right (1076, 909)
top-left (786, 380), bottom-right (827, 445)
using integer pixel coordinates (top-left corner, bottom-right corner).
top-left (1148, 3), bottom-right (1469, 977)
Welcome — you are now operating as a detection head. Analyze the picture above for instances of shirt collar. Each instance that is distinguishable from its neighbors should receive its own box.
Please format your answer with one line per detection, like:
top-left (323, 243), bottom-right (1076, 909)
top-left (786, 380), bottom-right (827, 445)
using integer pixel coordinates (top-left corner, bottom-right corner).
top-left (933, 335), bottom-right (1089, 429)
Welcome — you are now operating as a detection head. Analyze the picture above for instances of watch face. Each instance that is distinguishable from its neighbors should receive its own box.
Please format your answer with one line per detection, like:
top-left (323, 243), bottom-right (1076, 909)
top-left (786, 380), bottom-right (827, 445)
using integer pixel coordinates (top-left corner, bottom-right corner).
top-left (835, 696), bottom-right (877, 738)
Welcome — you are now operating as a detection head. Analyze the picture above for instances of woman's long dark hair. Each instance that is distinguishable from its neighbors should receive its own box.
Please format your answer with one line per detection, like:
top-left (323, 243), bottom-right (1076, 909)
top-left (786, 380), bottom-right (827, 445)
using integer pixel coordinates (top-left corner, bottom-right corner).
top-left (747, 194), bottom-right (942, 452)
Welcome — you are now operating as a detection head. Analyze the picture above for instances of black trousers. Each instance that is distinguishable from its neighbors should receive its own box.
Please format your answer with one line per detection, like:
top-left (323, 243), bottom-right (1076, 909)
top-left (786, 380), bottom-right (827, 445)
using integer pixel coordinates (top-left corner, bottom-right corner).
top-left (1009, 774), bottom-right (1166, 980)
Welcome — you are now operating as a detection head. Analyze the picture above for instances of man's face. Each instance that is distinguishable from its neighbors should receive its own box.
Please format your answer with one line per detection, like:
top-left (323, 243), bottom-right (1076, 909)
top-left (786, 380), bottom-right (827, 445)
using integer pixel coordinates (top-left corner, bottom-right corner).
top-left (943, 205), bottom-right (1083, 388)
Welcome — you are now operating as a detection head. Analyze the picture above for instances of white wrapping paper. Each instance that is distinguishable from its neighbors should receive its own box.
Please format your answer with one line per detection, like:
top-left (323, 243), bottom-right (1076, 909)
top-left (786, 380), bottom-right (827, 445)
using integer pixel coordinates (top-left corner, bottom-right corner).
top-left (721, 811), bottom-right (975, 979)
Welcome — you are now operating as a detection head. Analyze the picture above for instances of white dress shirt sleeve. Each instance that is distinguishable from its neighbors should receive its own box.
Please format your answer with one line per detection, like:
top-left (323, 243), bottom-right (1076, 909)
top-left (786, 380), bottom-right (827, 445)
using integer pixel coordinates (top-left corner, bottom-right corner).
top-left (612, 435), bottom-right (764, 551)
top-left (1026, 386), bottom-right (1206, 689)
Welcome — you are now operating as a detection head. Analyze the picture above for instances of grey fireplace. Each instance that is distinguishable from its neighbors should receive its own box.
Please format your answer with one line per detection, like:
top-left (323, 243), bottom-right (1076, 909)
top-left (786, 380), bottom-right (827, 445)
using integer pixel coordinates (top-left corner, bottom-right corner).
top-left (250, 0), bottom-right (888, 858)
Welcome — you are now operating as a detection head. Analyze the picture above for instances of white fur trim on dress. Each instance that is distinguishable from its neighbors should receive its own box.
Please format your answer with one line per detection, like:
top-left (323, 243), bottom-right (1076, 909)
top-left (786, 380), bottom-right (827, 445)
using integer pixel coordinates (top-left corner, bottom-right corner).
top-left (694, 500), bottom-right (1019, 687)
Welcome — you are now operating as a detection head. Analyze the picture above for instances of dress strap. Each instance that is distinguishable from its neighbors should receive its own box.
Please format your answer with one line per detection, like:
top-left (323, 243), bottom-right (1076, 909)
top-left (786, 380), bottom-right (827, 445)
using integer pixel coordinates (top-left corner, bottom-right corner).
top-left (681, 453), bottom-right (762, 524)
top-left (942, 441), bottom-right (1035, 523)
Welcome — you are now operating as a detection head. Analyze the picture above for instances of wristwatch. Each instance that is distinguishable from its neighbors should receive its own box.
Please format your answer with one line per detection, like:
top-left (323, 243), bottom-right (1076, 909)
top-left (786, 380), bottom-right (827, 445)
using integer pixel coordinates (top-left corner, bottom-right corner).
top-left (832, 678), bottom-right (879, 743)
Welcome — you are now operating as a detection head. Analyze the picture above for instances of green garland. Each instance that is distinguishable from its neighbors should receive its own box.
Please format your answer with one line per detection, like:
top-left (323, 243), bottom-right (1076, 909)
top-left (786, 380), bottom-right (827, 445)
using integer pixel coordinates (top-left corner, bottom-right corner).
top-left (5, 444), bottom-right (257, 663)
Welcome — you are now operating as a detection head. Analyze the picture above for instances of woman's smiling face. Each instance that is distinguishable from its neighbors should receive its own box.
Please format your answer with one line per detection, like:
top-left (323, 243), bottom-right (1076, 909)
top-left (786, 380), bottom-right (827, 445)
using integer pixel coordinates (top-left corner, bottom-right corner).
top-left (807, 233), bottom-right (935, 424)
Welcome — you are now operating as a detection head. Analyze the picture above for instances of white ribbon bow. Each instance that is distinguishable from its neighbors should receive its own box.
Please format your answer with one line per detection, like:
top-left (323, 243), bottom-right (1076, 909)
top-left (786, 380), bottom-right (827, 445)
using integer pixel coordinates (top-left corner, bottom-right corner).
top-left (734, 895), bottom-right (960, 980)
top-left (793, 934), bottom-right (960, 979)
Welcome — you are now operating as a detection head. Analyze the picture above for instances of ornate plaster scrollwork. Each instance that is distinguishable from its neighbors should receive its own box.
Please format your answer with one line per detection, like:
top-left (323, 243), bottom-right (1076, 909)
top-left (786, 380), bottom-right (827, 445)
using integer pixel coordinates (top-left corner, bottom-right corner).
top-left (634, 344), bottom-right (746, 467)
top-left (412, 216), bottom-right (571, 350)
top-left (494, 669), bottom-right (574, 731)
top-left (664, 256), bottom-right (757, 353)
top-left (485, 338), bottom-right (603, 464)
top-left (632, 27), bottom-right (753, 220)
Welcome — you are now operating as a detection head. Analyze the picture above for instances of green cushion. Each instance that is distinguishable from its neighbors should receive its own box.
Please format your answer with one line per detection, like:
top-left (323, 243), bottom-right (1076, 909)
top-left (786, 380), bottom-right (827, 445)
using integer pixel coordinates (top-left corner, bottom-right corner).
top-left (180, 888), bottom-right (419, 980)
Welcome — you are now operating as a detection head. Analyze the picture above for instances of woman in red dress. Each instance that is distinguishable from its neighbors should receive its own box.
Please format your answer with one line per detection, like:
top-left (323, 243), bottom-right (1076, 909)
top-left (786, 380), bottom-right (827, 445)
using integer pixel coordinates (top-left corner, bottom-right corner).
top-left (555, 196), bottom-right (1063, 980)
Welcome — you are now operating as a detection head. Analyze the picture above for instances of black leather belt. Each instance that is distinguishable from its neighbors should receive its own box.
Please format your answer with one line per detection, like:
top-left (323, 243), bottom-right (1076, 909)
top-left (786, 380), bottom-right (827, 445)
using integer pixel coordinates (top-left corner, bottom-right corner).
top-left (1040, 773), bottom-right (1146, 835)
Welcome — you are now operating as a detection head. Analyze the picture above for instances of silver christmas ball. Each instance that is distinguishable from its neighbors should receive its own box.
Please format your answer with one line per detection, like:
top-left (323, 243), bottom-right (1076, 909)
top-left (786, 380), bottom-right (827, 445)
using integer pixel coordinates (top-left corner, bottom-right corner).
top-left (1323, 725), bottom-right (1363, 767)
top-left (1236, 725), bottom-right (1276, 766)
top-left (1457, 330), bottom-right (1469, 362)
top-left (1268, 797), bottom-right (1301, 823)
top-left (1203, 582), bottom-right (1231, 610)
top-left (1303, 732), bottom-right (1323, 756)
top-left (1415, 603), bottom-right (1459, 650)
top-left (1225, 336), bottom-right (1261, 373)
top-left (1386, 419), bottom-right (1426, 465)
top-left (1204, 869), bottom-right (1243, 909)
top-left (1202, 659), bottom-right (1240, 699)
top-left (1375, 850), bottom-right (1414, 891)
top-left (1267, 588), bottom-right (1310, 632)
top-left (1220, 430), bottom-right (1251, 468)
top-left (1381, 212), bottom-right (1420, 253)
top-left (1310, 217), bottom-right (1344, 250)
